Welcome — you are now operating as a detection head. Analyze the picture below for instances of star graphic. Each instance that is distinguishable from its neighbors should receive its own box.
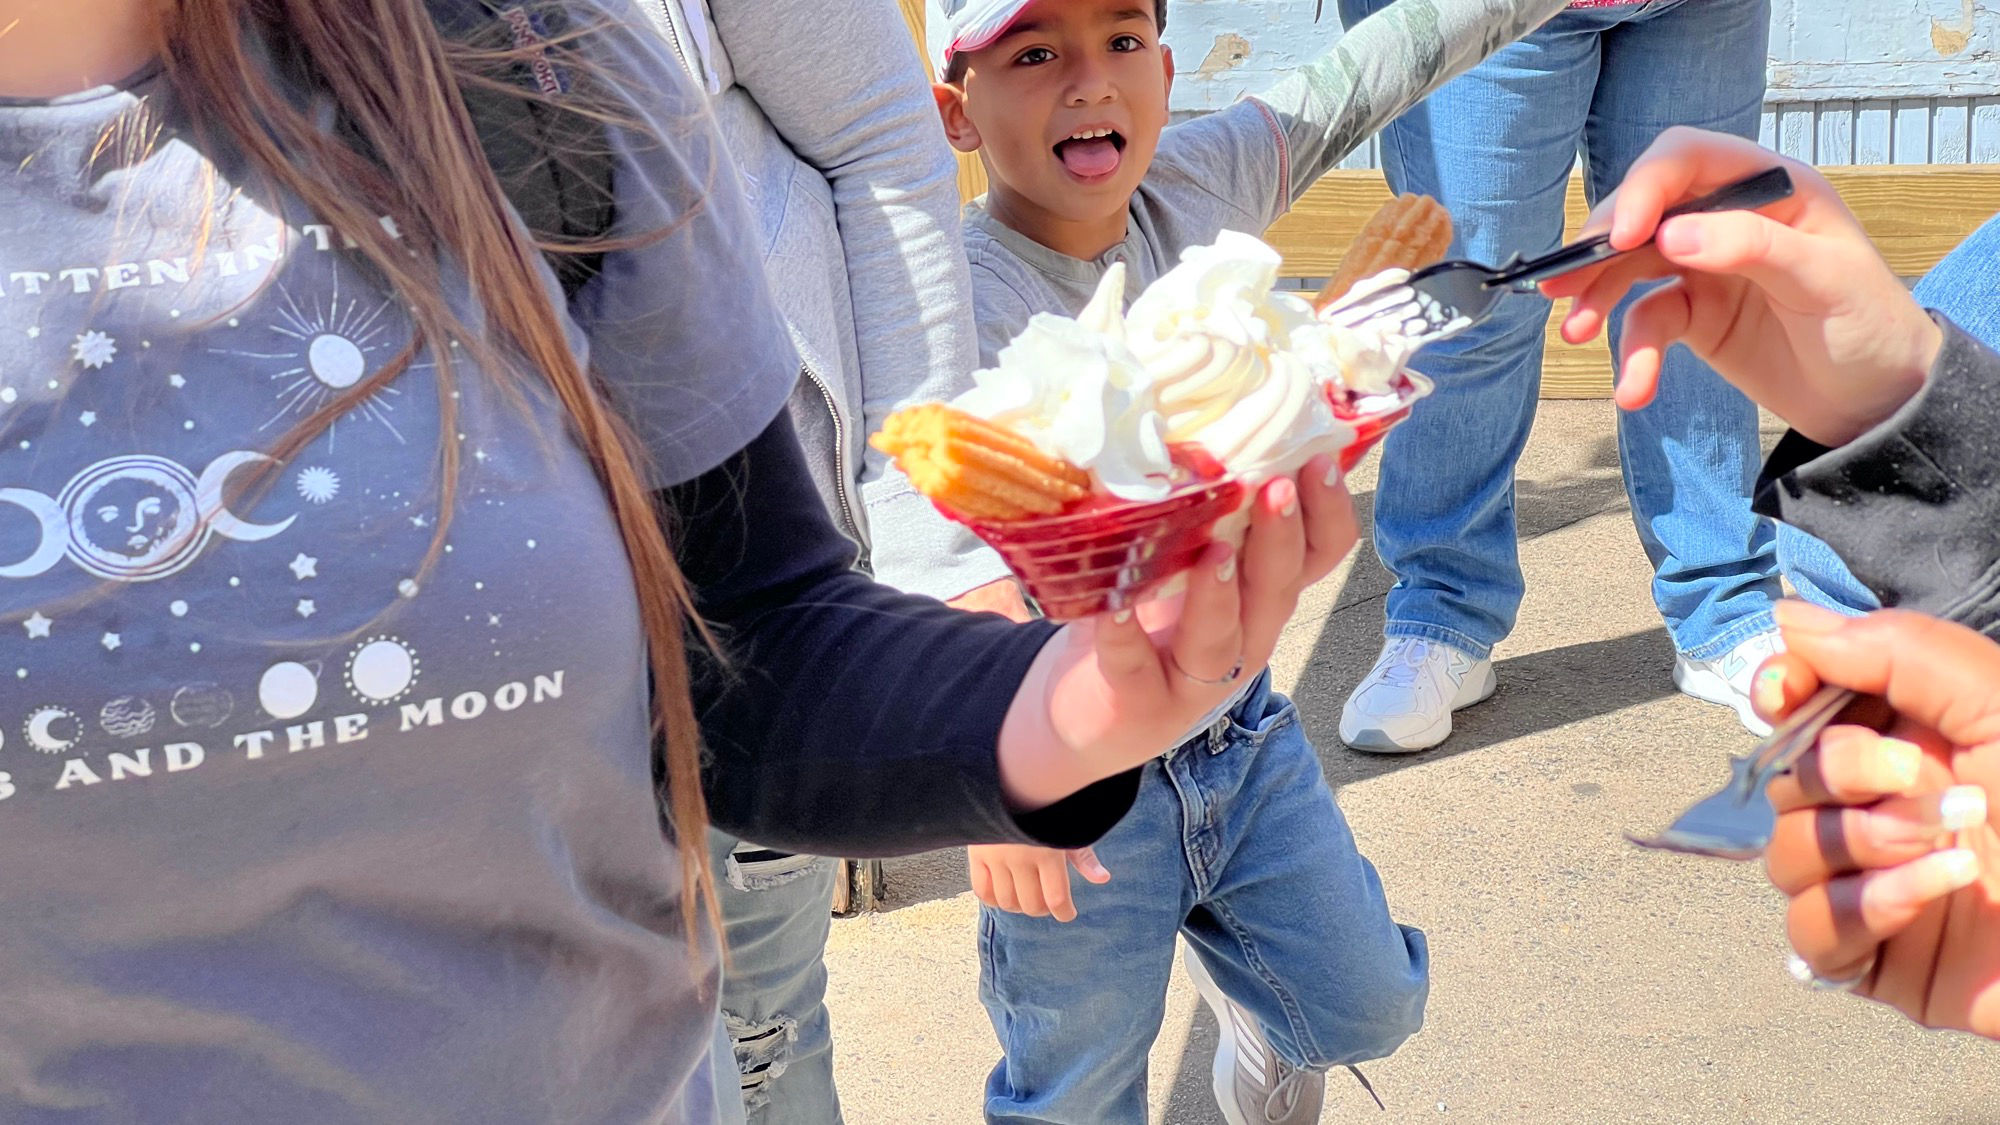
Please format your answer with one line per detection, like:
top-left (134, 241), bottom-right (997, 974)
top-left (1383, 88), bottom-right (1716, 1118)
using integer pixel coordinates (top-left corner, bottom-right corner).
top-left (487, 613), bottom-right (503, 627)
top-left (289, 553), bottom-right (319, 581)
top-left (296, 599), bottom-right (317, 619)
top-left (78, 411), bottom-right (97, 428)
top-left (410, 514), bottom-right (430, 529)
top-left (23, 612), bottom-right (52, 639)
top-left (25, 326), bottom-right (39, 338)
top-left (101, 632), bottom-right (121, 651)
top-left (168, 373), bottom-right (186, 389)
top-left (1, 388), bottom-right (16, 404)
top-left (473, 448), bottom-right (489, 463)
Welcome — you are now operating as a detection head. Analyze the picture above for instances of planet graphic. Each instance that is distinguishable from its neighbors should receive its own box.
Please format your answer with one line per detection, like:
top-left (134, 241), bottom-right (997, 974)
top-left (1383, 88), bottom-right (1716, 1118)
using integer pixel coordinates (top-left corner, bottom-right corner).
top-left (258, 662), bottom-right (320, 721)
top-left (98, 696), bottom-right (158, 739)
top-left (170, 683), bottom-right (235, 729)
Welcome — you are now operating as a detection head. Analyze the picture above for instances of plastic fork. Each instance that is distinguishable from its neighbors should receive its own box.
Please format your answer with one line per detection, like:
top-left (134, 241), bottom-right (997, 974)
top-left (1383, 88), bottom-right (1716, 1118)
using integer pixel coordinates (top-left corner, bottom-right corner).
top-left (1323, 167), bottom-right (1797, 341)
top-left (1625, 684), bottom-right (1854, 860)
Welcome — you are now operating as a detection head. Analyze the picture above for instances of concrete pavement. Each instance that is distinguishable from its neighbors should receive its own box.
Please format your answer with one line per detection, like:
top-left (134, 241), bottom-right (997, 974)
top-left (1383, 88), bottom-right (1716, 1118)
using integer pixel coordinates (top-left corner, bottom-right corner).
top-left (822, 400), bottom-right (2000, 1124)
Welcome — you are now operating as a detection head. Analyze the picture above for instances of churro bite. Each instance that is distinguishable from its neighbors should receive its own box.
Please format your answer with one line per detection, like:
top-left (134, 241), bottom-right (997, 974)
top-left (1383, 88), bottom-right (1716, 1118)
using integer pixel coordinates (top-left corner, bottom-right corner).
top-left (1314, 193), bottom-right (1454, 312)
top-left (870, 404), bottom-right (1091, 521)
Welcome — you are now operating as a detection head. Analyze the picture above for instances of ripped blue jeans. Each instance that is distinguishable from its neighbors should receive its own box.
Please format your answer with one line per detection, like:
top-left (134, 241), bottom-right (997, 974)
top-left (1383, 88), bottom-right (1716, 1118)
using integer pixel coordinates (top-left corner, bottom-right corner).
top-left (708, 829), bottom-right (844, 1125)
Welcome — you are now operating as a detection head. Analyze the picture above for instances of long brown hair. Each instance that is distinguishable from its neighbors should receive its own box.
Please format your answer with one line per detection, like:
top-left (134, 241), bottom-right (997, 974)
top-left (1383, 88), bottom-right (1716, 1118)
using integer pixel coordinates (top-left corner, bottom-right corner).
top-left (159, 0), bottom-right (720, 942)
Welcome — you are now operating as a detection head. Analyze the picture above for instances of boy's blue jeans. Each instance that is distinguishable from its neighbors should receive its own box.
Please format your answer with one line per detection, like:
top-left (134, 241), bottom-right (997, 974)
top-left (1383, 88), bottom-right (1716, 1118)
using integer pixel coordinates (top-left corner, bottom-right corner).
top-left (1336, 0), bottom-right (1873, 658)
top-left (980, 673), bottom-right (1429, 1124)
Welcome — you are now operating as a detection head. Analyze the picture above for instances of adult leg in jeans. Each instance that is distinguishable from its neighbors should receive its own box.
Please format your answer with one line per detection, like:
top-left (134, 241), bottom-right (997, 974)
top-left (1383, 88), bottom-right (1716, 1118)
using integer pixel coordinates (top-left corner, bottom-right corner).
top-left (709, 829), bottom-right (844, 1125)
top-left (1335, 0), bottom-right (1599, 661)
top-left (1588, 0), bottom-right (1875, 637)
top-left (1913, 213), bottom-right (2000, 340)
top-left (1333, 0), bottom-right (1601, 753)
top-left (1582, 0), bottom-right (1790, 661)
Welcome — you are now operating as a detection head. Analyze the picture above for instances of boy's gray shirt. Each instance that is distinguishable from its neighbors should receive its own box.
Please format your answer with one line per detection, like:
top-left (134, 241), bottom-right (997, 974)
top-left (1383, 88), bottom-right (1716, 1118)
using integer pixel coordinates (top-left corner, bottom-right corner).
top-left (963, 0), bottom-right (1573, 365)
top-left (655, 0), bottom-right (1013, 600)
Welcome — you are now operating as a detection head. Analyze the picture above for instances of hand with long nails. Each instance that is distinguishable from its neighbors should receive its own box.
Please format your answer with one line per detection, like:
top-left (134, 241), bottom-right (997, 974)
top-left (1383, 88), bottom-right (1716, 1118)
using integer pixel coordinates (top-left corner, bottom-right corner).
top-left (1756, 601), bottom-right (2000, 1037)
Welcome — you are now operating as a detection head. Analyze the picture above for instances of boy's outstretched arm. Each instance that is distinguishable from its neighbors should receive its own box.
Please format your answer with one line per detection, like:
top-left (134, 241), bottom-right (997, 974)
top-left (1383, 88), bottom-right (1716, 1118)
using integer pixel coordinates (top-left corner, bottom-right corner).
top-left (1255, 0), bottom-right (1570, 211)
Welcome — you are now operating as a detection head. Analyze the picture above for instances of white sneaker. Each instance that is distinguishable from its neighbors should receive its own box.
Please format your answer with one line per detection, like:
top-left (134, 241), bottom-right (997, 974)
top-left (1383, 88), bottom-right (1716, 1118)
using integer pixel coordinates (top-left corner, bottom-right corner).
top-left (1674, 631), bottom-right (1785, 737)
top-left (1339, 637), bottom-right (1496, 754)
top-left (1183, 946), bottom-right (1325, 1125)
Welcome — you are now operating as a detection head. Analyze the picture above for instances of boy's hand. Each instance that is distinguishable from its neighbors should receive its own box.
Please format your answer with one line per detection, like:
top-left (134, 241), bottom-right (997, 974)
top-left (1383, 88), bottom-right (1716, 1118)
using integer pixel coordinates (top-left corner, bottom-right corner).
top-left (949, 578), bottom-right (1034, 622)
top-left (1542, 127), bottom-right (1940, 447)
top-left (968, 844), bottom-right (1112, 923)
top-left (1756, 602), bottom-right (2000, 1038)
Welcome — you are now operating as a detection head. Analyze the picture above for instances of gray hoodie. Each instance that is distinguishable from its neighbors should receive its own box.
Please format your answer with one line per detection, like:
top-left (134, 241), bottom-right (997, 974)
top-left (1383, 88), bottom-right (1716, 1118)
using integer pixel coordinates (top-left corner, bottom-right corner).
top-left (642, 0), bottom-right (1013, 601)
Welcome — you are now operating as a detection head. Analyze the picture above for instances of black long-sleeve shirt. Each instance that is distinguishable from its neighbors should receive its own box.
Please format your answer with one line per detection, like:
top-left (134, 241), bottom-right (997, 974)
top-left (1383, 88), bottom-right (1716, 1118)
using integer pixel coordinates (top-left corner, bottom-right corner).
top-left (672, 413), bottom-right (1144, 856)
top-left (1756, 315), bottom-right (2000, 635)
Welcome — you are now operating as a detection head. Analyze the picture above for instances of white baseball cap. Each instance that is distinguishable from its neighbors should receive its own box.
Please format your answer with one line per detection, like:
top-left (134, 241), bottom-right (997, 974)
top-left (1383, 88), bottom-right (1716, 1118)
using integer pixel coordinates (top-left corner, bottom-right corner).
top-left (930, 0), bottom-right (1038, 75)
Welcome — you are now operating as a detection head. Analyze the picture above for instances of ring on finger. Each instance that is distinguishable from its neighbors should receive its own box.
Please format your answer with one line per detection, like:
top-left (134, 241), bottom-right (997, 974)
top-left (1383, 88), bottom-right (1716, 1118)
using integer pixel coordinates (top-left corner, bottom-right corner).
top-left (1168, 650), bottom-right (1245, 687)
top-left (1786, 950), bottom-right (1877, 992)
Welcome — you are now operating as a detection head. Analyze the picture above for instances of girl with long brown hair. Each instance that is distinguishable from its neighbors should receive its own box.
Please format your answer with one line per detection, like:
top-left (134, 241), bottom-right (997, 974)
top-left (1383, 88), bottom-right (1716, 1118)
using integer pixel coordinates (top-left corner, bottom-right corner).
top-left (0, 0), bottom-right (1355, 1117)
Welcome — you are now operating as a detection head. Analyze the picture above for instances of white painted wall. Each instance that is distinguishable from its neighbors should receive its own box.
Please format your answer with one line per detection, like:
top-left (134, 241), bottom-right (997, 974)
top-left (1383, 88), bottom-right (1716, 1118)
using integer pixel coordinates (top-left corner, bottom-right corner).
top-left (1163, 0), bottom-right (2000, 164)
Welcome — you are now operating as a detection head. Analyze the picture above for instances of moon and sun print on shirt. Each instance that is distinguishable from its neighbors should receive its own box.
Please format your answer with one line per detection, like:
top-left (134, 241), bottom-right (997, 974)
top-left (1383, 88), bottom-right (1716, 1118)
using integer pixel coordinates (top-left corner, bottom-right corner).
top-left (0, 203), bottom-right (586, 801)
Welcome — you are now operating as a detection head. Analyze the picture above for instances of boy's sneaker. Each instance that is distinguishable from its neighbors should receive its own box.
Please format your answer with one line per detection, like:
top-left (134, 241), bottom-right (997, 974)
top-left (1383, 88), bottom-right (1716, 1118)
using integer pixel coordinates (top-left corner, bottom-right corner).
top-left (1339, 638), bottom-right (1496, 754)
top-left (1183, 946), bottom-right (1324, 1125)
top-left (1673, 631), bottom-right (1785, 738)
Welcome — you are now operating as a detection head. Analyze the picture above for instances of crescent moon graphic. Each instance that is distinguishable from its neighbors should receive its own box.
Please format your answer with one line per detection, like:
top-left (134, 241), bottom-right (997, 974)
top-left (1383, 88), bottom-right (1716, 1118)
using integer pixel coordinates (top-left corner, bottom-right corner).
top-left (25, 707), bottom-right (80, 755)
top-left (196, 452), bottom-right (298, 543)
top-left (0, 488), bottom-right (67, 579)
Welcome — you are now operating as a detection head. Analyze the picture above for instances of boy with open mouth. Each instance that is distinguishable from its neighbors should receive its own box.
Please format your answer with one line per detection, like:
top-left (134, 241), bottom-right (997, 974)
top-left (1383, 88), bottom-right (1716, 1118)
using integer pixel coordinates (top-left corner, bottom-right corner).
top-left (927, 0), bottom-right (1573, 1120)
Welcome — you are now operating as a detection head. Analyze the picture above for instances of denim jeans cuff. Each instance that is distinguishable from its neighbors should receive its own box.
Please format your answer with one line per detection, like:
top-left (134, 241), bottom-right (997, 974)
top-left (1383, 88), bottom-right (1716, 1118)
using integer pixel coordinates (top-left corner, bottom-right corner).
top-left (1381, 621), bottom-right (1494, 662)
top-left (1676, 610), bottom-right (1777, 662)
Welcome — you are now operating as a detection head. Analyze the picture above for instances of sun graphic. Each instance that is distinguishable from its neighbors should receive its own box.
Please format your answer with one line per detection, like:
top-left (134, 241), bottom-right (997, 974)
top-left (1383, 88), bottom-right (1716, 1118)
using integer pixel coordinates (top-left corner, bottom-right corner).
top-left (72, 330), bottom-right (118, 370)
top-left (296, 466), bottom-right (341, 504)
top-left (219, 279), bottom-right (428, 447)
top-left (344, 635), bottom-right (420, 705)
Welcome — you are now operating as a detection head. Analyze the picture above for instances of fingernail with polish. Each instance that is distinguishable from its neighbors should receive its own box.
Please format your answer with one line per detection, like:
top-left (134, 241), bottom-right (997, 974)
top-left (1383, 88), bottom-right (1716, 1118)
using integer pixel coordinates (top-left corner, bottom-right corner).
top-left (1277, 481), bottom-right (1299, 518)
top-left (1937, 847), bottom-right (1982, 890)
top-left (1753, 663), bottom-right (1787, 709)
top-left (1112, 609), bottom-right (1133, 625)
top-left (1879, 739), bottom-right (1924, 792)
top-left (1324, 461), bottom-right (1344, 488)
top-left (1939, 786), bottom-right (1988, 832)
top-left (1216, 556), bottom-right (1237, 583)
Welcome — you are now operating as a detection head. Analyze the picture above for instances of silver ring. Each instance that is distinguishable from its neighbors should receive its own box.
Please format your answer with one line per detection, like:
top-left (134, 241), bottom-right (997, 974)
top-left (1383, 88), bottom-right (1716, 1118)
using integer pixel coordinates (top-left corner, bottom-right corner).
top-left (1786, 951), bottom-right (1876, 992)
top-left (1168, 651), bottom-right (1245, 687)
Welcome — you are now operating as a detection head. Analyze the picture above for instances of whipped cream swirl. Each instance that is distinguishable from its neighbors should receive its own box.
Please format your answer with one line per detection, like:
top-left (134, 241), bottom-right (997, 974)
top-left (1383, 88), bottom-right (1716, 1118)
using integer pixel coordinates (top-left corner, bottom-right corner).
top-left (953, 265), bottom-right (1175, 500)
top-left (1122, 231), bottom-right (1335, 477)
top-left (949, 231), bottom-right (1426, 497)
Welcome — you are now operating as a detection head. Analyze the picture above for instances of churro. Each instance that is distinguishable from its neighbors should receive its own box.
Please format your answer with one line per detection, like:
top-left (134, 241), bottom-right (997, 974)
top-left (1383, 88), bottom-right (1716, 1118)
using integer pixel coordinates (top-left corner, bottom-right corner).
top-left (872, 403), bottom-right (1092, 522)
top-left (1314, 193), bottom-right (1454, 311)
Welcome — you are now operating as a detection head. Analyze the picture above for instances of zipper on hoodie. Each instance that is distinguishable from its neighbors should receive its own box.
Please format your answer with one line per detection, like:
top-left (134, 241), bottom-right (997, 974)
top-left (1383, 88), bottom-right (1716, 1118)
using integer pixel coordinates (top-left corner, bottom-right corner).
top-left (638, 4), bottom-right (863, 567)
top-left (637, 0), bottom-right (695, 78)
top-left (801, 364), bottom-right (866, 563)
